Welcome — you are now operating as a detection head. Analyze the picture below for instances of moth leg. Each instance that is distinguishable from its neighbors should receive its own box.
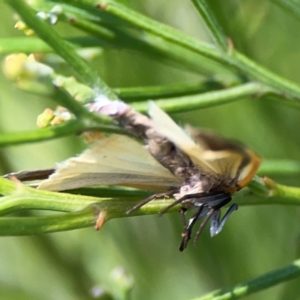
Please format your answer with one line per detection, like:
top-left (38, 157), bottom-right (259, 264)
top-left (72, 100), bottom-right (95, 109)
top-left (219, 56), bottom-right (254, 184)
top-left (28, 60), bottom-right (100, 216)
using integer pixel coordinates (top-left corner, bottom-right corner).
top-left (159, 197), bottom-right (186, 215)
top-left (210, 210), bottom-right (221, 237)
top-left (179, 206), bottom-right (204, 251)
top-left (193, 208), bottom-right (215, 246)
top-left (179, 208), bottom-right (188, 233)
top-left (159, 193), bottom-right (205, 215)
top-left (160, 192), bottom-right (230, 216)
top-left (210, 204), bottom-right (238, 237)
top-left (126, 190), bottom-right (174, 214)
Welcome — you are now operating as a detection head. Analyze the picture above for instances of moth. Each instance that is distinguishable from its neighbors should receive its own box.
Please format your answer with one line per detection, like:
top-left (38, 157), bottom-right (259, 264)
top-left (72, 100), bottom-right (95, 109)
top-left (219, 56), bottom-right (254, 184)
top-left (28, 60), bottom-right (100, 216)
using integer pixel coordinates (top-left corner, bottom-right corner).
top-left (36, 103), bottom-right (261, 251)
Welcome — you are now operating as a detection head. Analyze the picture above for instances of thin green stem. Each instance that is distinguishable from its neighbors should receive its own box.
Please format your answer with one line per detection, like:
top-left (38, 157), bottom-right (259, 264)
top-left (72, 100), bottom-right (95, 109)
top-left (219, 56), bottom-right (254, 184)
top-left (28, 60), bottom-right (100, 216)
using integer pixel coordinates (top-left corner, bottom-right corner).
top-left (60, 6), bottom-right (233, 77)
top-left (242, 176), bottom-right (300, 206)
top-left (53, 87), bottom-right (94, 118)
top-left (0, 177), bottom-right (105, 215)
top-left (0, 120), bottom-right (82, 146)
top-left (115, 81), bottom-right (224, 101)
top-left (131, 82), bottom-right (272, 113)
top-left (92, 0), bottom-right (228, 64)
top-left (270, 180), bottom-right (300, 201)
top-left (258, 160), bottom-right (300, 177)
top-left (0, 119), bottom-right (123, 147)
top-left (232, 51), bottom-right (300, 101)
top-left (0, 36), bottom-right (103, 54)
top-left (0, 208), bottom-right (96, 236)
top-left (6, 0), bottom-right (117, 99)
top-left (191, 0), bottom-right (228, 51)
top-left (52, 86), bottom-right (123, 130)
top-left (193, 259), bottom-right (300, 300)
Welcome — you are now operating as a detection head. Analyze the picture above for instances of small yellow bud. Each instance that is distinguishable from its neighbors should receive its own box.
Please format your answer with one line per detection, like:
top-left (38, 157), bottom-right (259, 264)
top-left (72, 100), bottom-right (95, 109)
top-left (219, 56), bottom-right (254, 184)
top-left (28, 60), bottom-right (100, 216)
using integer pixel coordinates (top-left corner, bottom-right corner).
top-left (3, 53), bottom-right (28, 81)
top-left (14, 20), bottom-right (34, 36)
top-left (50, 116), bottom-right (67, 126)
top-left (36, 108), bottom-right (55, 128)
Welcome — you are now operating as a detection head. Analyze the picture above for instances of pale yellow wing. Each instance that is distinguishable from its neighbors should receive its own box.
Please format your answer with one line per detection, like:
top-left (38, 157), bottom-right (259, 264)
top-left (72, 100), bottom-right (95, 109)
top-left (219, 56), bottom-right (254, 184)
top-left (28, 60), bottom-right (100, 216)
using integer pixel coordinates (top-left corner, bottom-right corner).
top-left (187, 126), bottom-right (261, 185)
top-left (38, 134), bottom-right (179, 191)
top-left (149, 102), bottom-right (219, 174)
top-left (149, 103), bottom-right (261, 183)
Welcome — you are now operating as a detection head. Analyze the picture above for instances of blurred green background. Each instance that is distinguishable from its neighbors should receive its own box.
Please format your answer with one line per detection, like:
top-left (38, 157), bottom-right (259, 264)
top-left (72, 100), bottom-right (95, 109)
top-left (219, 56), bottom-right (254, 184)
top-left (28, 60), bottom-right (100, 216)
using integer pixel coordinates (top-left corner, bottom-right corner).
top-left (1, 1), bottom-right (300, 299)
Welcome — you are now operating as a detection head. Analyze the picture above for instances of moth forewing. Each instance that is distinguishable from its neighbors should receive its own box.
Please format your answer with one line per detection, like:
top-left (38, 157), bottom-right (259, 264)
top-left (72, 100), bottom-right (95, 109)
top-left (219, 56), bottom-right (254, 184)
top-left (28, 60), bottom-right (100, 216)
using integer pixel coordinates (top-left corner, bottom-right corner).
top-left (149, 103), bottom-right (261, 188)
top-left (38, 134), bottom-right (180, 191)
top-left (148, 101), bottom-right (196, 151)
top-left (149, 102), bottom-right (219, 175)
top-left (185, 124), bottom-right (261, 189)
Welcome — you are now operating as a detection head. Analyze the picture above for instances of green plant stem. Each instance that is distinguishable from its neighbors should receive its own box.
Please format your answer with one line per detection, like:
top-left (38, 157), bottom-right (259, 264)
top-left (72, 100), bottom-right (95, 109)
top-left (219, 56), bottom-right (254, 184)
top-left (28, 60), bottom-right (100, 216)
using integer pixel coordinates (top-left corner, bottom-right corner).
top-left (193, 259), bottom-right (300, 300)
top-left (258, 160), bottom-right (300, 177)
top-left (115, 81), bottom-right (224, 101)
top-left (0, 36), bottom-right (103, 54)
top-left (6, 0), bottom-right (117, 99)
top-left (56, 0), bottom-right (228, 63)
top-left (3, 80), bottom-right (253, 146)
top-left (53, 86), bottom-right (94, 118)
top-left (60, 6), bottom-right (233, 77)
top-left (0, 179), bottom-right (103, 215)
top-left (231, 51), bottom-right (300, 100)
top-left (0, 176), bottom-right (178, 215)
top-left (241, 176), bottom-right (300, 206)
top-left (191, 0), bottom-right (227, 51)
top-left (269, 181), bottom-right (300, 201)
top-left (0, 82), bottom-right (276, 147)
top-left (24, 0), bottom-right (234, 77)
top-left (0, 119), bottom-right (122, 147)
top-left (2, 171), bottom-right (300, 235)
top-left (52, 86), bottom-right (124, 131)
top-left (0, 208), bottom-right (96, 236)
top-left (131, 82), bottom-right (272, 113)
top-left (57, 0), bottom-right (300, 102)
top-left (190, 0), bottom-right (300, 101)
top-left (0, 120), bottom-right (82, 146)
top-left (98, 0), bottom-right (300, 98)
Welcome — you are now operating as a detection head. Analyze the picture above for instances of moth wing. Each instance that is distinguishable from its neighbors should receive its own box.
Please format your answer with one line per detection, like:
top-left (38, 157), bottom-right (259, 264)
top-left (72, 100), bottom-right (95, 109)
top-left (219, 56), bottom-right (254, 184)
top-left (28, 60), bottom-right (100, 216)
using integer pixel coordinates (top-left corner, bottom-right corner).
top-left (187, 126), bottom-right (261, 185)
top-left (148, 102), bottom-right (218, 174)
top-left (38, 134), bottom-right (179, 191)
top-left (149, 103), bottom-right (260, 183)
